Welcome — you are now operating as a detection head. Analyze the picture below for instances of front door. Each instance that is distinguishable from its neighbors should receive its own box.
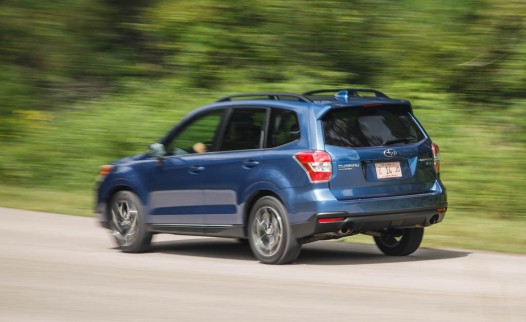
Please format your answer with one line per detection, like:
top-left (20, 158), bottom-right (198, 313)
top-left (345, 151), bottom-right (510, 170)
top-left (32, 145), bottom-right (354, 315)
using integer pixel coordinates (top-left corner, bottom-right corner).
top-left (148, 109), bottom-right (225, 229)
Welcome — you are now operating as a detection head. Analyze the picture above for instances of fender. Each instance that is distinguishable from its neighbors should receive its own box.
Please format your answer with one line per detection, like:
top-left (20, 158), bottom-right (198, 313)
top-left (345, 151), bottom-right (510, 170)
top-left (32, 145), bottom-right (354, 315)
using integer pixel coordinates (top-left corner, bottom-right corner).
top-left (102, 163), bottom-right (153, 220)
top-left (240, 180), bottom-right (295, 219)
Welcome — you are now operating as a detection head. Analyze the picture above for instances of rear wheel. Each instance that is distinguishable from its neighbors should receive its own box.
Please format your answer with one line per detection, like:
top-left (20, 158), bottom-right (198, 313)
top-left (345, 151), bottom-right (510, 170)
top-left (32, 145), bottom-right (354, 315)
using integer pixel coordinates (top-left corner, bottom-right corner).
top-left (248, 196), bottom-right (301, 264)
top-left (373, 228), bottom-right (423, 256)
top-left (109, 191), bottom-right (152, 253)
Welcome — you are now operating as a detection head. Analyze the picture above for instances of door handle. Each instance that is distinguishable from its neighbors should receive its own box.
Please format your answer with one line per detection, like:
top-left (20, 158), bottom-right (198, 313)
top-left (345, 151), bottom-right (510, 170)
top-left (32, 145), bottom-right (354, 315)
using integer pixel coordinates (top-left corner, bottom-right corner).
top-left (243, 160), bottom-right (260, 168)
top-left (189, 165), bottom-right (205, 173)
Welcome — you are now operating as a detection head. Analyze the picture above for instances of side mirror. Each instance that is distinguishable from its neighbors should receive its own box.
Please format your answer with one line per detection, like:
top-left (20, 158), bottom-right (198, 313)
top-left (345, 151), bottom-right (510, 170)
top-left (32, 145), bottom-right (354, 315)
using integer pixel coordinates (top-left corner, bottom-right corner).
top-left (148, 143), bottom-right (166, 159)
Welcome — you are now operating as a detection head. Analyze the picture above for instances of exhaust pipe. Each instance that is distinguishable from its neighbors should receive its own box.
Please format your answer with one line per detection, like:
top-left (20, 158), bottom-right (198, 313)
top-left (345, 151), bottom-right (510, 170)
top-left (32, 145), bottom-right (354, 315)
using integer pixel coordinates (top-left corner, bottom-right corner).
top-left (429, 214), bottom-right (439, 225)
top-left (338, 224), bottom-right (353, 235)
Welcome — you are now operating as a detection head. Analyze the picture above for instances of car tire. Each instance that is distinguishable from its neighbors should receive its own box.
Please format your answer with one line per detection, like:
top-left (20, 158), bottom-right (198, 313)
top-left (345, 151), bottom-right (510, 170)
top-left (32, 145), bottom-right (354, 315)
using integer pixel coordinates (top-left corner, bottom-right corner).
top-left (109, 191), bottom-right (152, 253)
top-left (248, 196), bottom-right (301, 264)
top-left (373, 227), bottom-right (424, 256)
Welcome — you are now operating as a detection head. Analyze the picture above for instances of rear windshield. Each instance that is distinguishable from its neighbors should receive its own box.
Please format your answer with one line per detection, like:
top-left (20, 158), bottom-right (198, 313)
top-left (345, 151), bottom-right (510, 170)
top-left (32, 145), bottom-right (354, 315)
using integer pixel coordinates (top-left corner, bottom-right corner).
top-left (322, 106), bottom-right (425, 148)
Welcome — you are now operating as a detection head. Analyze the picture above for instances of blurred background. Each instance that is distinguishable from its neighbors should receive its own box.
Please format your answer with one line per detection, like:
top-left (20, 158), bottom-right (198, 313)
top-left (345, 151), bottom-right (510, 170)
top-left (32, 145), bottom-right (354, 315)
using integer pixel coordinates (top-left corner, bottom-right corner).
top-left (0, 0), bottom-right (524, 252)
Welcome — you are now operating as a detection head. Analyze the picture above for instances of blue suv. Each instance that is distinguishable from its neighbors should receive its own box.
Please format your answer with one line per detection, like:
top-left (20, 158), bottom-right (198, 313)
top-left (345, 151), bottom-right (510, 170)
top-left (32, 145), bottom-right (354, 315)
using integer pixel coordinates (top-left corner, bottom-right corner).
top-left (96, 88), bottom-right (447, 264)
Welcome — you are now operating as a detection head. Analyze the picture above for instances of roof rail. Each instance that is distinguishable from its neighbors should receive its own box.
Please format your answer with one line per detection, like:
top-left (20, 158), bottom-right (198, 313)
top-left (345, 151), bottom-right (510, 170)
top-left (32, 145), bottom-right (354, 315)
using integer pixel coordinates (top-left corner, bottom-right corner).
top-left (303, 88), bottom-right (389, 99)
top-left (216, 92), bottom-right (312, 103)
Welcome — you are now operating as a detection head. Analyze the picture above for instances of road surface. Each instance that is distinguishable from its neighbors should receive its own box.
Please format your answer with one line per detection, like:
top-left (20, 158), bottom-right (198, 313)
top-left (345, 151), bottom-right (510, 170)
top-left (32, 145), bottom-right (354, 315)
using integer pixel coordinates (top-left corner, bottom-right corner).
top-left (1, 207), bottom-right (525, 322)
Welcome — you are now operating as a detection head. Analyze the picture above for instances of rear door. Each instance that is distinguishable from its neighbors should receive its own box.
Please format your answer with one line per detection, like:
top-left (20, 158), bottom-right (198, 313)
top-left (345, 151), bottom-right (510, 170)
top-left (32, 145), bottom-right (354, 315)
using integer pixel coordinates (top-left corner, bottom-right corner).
top-left (322, 104), bottom-right (437, 200)
top-left (199, 107), bottom-right (267, 227)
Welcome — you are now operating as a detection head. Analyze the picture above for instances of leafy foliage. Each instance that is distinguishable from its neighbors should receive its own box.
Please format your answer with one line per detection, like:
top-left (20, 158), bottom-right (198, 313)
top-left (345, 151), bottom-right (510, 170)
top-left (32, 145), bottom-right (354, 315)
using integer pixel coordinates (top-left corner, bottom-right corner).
top-left (0, 0), bottom-right (525, 220)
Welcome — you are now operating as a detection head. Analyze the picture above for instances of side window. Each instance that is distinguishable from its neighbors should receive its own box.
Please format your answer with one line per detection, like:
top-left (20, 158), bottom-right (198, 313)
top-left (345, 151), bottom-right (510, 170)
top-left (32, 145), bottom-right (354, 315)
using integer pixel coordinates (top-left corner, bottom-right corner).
top-left (169, 110), bottom-right (224, 155)
top-left (220, 108), bottom-right (266, 151)
top-left (267, 108), bottom-right (300, 148)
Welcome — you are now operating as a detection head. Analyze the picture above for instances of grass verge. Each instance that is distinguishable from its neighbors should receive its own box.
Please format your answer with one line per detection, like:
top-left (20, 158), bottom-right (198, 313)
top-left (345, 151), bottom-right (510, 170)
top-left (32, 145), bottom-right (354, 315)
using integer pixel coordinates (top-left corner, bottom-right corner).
top-left (1, 184), bottom-right (524, 254)
top-left (341, 211), bottom-right (526, 255)
top-left (0, 185), bottom-right (93, 217)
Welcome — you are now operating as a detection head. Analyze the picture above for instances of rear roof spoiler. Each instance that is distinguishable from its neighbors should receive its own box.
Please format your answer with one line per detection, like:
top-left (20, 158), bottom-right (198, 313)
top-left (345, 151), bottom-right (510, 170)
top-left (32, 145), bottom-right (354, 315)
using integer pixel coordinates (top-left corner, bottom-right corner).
top-left (303, 88), bottom-right (389, 99)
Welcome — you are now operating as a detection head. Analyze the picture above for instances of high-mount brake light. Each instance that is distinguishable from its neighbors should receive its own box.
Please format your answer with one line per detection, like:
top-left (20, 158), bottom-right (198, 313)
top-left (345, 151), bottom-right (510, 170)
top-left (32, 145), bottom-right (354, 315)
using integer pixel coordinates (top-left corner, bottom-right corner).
top-left (431, 143), bottom-right (440, 173)
top-left (294, 151), bottom-right (332, 182)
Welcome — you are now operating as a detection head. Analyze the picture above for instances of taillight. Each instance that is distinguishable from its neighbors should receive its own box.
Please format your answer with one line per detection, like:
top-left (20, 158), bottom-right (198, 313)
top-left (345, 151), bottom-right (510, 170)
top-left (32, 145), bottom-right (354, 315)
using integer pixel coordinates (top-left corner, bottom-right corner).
top-left (294, 151), bottom-right (332, 182)
top-left (431, 143), bottom-right (440, 173)
top-left (99, 165), bottom-right (114, 176)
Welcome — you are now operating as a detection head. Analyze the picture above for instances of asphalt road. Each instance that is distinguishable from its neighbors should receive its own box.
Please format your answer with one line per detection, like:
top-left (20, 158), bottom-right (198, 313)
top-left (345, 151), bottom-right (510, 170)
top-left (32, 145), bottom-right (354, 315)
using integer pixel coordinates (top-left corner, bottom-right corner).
top-left (1, 207), bottom-right (525, 322)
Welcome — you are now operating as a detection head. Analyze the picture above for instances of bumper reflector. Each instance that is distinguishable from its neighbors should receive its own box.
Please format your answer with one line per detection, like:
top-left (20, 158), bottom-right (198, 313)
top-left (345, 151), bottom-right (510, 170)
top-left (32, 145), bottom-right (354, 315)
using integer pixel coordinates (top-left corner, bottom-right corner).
top-left (318, 217), bottom-right (345, 223)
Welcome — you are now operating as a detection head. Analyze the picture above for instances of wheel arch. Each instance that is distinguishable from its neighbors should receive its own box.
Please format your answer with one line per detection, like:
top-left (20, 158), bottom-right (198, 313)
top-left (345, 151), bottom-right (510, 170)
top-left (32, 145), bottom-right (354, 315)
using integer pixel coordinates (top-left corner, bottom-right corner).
top-left (242, 190), bottom-right (284, 237)
top-left (103, 179), bottom-right (148, 223)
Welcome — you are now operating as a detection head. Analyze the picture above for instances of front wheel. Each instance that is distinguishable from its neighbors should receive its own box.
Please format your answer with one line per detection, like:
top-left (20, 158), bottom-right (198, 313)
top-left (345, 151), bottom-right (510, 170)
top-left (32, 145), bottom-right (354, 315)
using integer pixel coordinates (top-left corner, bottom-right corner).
top-left (373, 228), bottom-right (424, 256)
top-left (248, 196), bottom-right (301, 264)
top-left (109, 191), bottom-right (152, 253)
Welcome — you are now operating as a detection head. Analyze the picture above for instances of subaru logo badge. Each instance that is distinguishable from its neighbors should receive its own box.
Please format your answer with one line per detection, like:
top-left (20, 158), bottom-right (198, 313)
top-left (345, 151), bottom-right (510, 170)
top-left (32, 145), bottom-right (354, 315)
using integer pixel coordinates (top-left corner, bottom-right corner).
top-left (384, 149), bottom-right (397, 158)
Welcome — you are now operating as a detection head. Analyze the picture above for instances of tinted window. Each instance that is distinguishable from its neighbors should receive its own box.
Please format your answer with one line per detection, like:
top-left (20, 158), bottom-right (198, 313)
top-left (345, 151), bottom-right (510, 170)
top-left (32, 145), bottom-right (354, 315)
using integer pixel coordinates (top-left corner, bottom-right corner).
top-left (169, 110), bottom-right (224, 155)
top-left (322, 106), bottom-right (425, 148)
top-left (220, 108), bottom-right (266, 151)
top-left (268, 108), bottom-right (300, 148)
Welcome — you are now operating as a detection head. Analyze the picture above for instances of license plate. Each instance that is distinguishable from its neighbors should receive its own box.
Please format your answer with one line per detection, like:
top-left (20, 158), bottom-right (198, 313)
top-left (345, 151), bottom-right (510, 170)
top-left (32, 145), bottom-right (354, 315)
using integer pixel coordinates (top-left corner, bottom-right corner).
top-left (375, 162), bottom-right (402, 179)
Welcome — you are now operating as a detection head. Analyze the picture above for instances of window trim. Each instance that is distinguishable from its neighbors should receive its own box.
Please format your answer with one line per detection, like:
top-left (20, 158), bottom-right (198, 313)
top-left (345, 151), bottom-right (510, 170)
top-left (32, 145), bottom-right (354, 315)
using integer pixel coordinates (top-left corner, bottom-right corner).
top-left (160, 105), bottom-right (302, 155)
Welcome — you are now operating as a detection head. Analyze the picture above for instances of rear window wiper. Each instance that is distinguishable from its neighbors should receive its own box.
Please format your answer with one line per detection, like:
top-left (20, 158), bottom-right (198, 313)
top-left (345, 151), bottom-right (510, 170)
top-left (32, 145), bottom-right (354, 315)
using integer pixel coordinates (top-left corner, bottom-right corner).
top-left (383, 138), bottom-right (416, 146)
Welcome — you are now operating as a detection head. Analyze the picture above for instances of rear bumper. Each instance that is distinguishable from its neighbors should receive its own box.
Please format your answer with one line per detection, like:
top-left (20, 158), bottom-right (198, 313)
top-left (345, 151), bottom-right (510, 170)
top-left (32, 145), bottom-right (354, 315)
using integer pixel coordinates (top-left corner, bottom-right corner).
top-left (284, 182), bottom-right (447, 239)
top-left (291, 207), bottom-right (446, 239)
